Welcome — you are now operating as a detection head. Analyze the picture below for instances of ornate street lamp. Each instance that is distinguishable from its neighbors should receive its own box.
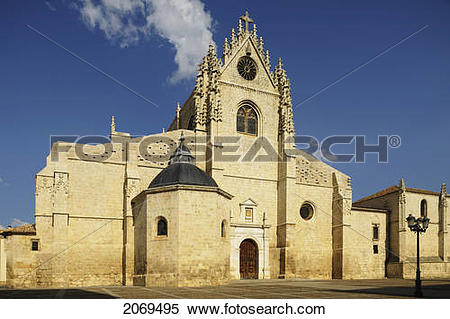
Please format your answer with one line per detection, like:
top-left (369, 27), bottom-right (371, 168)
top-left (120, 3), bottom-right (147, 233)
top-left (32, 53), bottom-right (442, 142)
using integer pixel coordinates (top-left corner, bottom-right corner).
top-left (406, 214), bottom-right (430, 297)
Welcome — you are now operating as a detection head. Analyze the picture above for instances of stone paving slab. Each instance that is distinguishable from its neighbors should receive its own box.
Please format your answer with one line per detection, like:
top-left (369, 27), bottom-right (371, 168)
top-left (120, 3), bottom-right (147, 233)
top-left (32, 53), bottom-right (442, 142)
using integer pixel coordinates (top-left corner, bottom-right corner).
top-left (0, 279), bottom-right (449, 299)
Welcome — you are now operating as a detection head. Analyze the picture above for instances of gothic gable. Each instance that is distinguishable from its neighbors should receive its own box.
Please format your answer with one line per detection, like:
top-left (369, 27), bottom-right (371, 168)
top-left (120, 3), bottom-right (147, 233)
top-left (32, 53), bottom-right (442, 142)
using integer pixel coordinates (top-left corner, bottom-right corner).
top-left (219, 24), bottom-right (277, 93)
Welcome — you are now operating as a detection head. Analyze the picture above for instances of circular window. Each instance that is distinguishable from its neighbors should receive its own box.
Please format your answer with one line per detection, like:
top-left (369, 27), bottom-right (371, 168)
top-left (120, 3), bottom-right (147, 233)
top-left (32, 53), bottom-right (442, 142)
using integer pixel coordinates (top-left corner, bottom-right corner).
top-left (237, 56), bottom-right (257, 80)
top-left (300, 203), bottom-right (314, 221)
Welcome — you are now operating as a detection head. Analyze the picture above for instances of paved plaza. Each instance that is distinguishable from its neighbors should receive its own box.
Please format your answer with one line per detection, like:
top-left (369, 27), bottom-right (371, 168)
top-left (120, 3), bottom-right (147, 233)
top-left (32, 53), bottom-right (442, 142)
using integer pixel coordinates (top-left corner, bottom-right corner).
top-left (0, 279), bottom-right (449, 299)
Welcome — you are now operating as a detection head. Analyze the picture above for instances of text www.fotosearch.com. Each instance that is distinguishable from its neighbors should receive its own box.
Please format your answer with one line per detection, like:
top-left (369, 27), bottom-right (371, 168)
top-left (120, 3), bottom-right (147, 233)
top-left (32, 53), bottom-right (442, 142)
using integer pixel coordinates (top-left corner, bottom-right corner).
top-left (188, 303), bottom-right (326, 315)
top-left (123, 302), bottom-right (326, 316)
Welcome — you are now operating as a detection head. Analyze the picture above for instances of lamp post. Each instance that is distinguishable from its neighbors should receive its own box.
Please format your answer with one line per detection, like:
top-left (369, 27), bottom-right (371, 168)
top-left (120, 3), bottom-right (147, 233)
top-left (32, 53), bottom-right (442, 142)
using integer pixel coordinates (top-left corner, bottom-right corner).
top-left (406, 214), bottom-right (430, 298)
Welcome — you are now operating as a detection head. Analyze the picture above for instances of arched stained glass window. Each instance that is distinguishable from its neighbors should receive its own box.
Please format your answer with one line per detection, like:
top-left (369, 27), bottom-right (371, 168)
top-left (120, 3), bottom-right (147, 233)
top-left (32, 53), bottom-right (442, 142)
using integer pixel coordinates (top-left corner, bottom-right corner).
top-left (236, 104), bottom-right (258, 135)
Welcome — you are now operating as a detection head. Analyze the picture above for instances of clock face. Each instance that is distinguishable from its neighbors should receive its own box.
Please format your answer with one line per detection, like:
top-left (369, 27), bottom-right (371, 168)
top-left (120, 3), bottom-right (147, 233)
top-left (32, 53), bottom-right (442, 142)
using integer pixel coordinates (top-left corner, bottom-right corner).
top-left (237, 56), bottom-right (257, 80)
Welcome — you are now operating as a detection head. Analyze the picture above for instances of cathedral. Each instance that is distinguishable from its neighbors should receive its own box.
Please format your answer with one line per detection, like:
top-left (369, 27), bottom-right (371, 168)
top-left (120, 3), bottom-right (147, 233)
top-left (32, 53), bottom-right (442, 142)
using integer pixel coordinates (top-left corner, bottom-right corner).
top-left (0, 12), bottom-right (449, 288)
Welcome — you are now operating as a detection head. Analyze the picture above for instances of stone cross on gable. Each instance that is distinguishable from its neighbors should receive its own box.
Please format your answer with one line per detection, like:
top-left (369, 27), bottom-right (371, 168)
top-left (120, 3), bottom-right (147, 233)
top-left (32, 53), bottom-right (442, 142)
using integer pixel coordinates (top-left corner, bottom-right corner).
top-left (240, 11), bottom-right (254, 32)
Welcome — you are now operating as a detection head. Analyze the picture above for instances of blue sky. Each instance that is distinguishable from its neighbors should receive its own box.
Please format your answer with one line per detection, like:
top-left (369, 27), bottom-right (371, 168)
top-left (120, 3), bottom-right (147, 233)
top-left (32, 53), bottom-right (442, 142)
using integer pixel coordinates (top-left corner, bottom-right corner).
top-left (0, 0), bottom-right (449, 227)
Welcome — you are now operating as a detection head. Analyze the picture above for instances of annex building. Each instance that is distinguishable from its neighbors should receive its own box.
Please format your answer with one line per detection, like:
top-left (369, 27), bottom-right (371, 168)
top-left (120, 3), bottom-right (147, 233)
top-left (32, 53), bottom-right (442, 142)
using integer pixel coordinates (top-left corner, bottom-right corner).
top-left (0, 12), bottom-right (449, 288)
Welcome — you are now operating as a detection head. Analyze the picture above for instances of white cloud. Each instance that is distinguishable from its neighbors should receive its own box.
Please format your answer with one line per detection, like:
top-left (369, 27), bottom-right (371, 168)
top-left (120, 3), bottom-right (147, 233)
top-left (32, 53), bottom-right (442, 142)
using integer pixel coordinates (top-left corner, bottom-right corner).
top-left (11, 218), bottom-right (28, 227)
top-left (73, 0), bottom-right (214, 83)
top-left (0, 177), bottom-right (3, 184)
top-left (0, 219), bottom-right (29, 229)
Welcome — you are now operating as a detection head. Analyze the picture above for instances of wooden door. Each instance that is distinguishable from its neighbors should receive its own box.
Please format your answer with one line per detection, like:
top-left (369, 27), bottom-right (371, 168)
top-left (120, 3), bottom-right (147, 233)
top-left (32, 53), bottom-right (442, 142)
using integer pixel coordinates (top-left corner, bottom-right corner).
top-left (240, 239), bottom-right (258, 279)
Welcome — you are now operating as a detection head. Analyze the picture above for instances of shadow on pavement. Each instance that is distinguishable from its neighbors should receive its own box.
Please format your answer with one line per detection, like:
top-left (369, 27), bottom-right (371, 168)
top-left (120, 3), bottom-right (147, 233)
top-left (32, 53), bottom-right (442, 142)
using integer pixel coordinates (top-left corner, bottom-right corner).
top-left (0, 289), bottom-right (116, 299)
top-left (331, 284), bottom-right (450, 298)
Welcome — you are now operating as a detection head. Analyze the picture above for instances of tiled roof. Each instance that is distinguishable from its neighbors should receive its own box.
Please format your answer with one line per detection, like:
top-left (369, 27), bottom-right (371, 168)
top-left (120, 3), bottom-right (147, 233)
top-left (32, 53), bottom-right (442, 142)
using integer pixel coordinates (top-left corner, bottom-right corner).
top-left (354, 185), bottom-right (442, 205)
top-left (0, 224), bottom-right (36, 236)
top-left (353, 185), bottom-right (399, 204)
top-left (405, 187), bottom-right (440, 196)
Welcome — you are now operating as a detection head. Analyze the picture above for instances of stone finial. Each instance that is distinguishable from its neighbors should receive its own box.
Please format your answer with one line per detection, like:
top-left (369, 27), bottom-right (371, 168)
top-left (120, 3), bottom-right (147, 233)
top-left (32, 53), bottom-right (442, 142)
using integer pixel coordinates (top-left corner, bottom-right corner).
top-left (252, 24), bottom-right (258, 41)
top-left (399, 178), bottom-right (406, 205)
top-left (258, 36), bottom-right (264, 54)
top-left (222, 38), bottom-right (230, 63)
top-left (238, 19), bottom-right (243, 36)
top-left (440, 183), bottom-right (448, 208)
top-left (169, 131), bottom-right (195, 165)
top-left (265, 50), bottom-right (271, 69)
top-left (208, 42), bottom-right (215, 53)
top-left (231, 28), bottom-right (236, 43)
top-left (207, 42), bottom-right (219, 69)
top-left (223, 38), bottom-right (229, 53)
top-left (399, 178), bottom-right (406, 191)
top-left (239, 11), bottom-right (254, 33)
top-left (441, 183), bottom-right (447, 200)
top-left (111, 116), bottom-right (116, 134)
top-left (176, 102), bottom-right (181, 129)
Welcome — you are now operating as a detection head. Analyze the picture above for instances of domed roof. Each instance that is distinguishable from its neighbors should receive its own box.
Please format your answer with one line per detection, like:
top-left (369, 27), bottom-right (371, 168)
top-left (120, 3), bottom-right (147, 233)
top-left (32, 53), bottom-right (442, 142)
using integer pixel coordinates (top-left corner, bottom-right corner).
top-left (149, 162), bottom-right (218, 188)
top-left (149, 132), bottom-right (218, 189)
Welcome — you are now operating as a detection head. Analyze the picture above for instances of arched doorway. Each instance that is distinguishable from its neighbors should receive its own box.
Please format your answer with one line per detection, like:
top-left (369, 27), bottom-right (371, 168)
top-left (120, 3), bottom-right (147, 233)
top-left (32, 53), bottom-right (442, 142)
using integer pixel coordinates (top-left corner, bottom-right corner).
top-left (239, 239), bottom-right (258, 279)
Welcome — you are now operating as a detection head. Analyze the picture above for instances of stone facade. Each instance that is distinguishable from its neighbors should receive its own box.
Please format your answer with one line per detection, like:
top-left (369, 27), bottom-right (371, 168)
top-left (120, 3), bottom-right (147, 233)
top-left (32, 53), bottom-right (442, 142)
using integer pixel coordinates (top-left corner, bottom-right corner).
top-left (0, 12), bottom-right (449, 288)
top-left (353, 182), bottom-right (450, 279)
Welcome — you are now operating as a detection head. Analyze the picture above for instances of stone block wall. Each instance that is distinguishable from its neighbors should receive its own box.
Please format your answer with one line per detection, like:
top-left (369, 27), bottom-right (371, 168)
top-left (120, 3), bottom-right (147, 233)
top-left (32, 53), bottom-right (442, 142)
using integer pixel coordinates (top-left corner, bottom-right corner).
top-left (133, 186), bottom-right (231, 287)
top-left (4, 235), bottom-right (38, 287)
top-left (342, 208), bottom-right (388, 279)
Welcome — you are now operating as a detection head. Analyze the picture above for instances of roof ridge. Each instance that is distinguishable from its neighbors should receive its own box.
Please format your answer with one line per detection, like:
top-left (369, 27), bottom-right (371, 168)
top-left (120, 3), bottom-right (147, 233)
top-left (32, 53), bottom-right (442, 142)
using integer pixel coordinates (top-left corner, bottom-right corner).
top-left (355, 184), bottom-right (443, 204)
top-left (353, 185), bottom-right (398, 204)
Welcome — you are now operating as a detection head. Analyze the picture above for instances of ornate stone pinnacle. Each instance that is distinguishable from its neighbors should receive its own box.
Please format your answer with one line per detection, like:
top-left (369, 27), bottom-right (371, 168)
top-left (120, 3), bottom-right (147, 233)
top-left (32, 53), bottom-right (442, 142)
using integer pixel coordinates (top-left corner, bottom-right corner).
top-left (176, 102), bottom-right (181, 129)
top-left (208, 42), bottom-right (215, 52)
top-left (111, 116), bottom-right (116, 133)
top-left (252, 24), bottom-right (257, 39)
top-left (399, 178), bottom-right (406, 190)
top-left (238, 19), bottom-right (243, 35)
top-left (258, 36), bottom-right (264, 53)
top-left (441, 183), bottom-right (448, 207)
top-left (223, 37), bottom-right (229, 51)
top-left (265, 50), bottom-right (271, 67)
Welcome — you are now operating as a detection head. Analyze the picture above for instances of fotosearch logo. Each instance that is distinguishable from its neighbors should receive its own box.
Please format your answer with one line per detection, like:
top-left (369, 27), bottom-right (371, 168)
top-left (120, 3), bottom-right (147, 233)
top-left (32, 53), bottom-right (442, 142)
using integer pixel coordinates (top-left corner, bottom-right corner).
top-left (291, 135), bottom-right (401, 163)
top-left (49, 134), bottom-right (401, 164)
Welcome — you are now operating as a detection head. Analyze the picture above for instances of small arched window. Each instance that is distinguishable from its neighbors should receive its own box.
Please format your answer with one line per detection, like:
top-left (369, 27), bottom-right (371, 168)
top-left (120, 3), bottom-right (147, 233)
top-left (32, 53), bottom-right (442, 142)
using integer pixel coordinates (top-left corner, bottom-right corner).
top-left (420, 200), bottom-right (427, 217)
top-left (157, 217), bottom-right (168, 236)
top-left (221, 220), bottom-right (226, 238)
top-left (237, 104), bottom-right (258, 135)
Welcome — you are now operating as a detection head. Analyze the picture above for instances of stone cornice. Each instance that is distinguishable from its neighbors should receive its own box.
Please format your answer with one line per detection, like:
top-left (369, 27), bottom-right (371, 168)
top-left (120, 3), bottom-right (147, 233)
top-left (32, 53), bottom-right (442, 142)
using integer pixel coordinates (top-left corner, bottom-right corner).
top-left (136, 184), bottom-right (233, 200)
top-left (230, 223), bottom-right (271, 229)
